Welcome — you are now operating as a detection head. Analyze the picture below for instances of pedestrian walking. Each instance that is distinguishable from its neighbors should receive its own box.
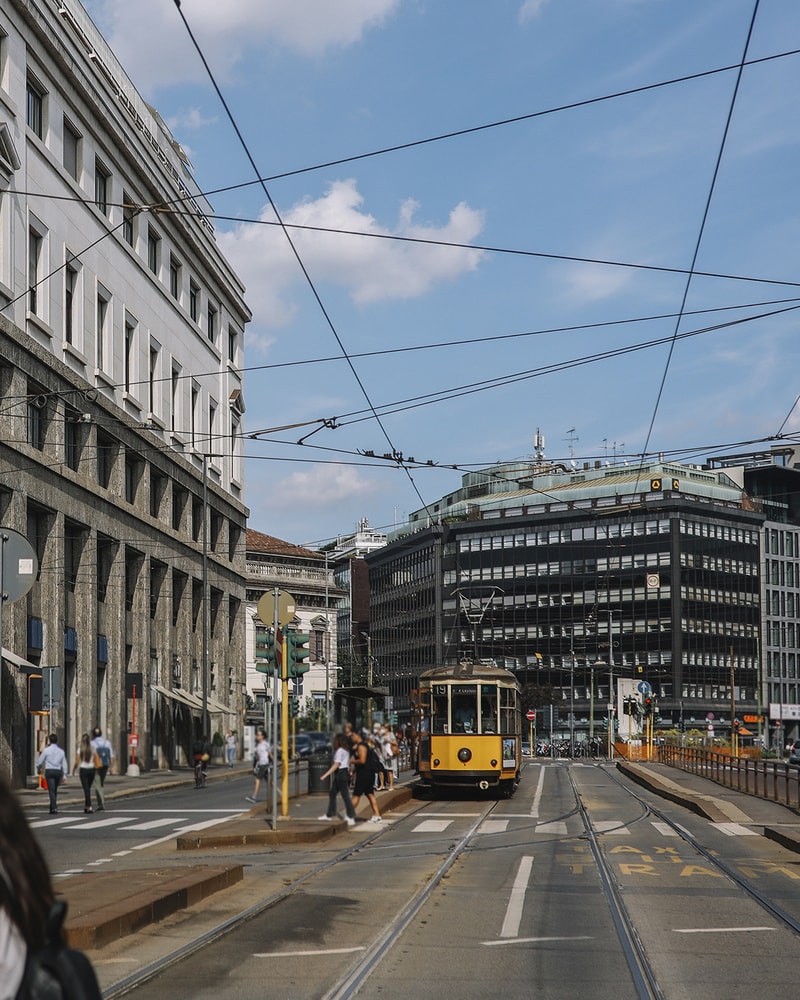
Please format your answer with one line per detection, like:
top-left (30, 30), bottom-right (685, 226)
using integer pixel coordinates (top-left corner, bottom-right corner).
top-left (246, 728), bottom-right (272, 803)
top-left (72, 733), bottom-right (97, 813)
top-left (225, 729), bottom-right (237, 767)
top-left (36, 734), bottom-right (68, 814)
top-left (349, 730), bottom-right (381, 823)
top-left (381, 726), bottom-right (398, 791)
top-left (90, 727), bottom-right (114, 811)
top-left (318, 734), bottom-right (357, 826)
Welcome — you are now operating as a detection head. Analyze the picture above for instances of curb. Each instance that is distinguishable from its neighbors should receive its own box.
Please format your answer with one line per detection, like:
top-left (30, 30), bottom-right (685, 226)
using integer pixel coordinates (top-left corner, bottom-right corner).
top-left (176, 785), bottom-right (415, 850)
top-left (616, 761), bottom-right (738, 823)
top-left (60, 864), bottom-right (243, 950)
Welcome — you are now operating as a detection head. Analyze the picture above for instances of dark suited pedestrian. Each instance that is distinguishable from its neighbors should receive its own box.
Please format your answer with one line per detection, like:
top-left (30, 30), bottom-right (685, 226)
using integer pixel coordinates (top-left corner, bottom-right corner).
top-left (36, 734), bottom-right (68, 814)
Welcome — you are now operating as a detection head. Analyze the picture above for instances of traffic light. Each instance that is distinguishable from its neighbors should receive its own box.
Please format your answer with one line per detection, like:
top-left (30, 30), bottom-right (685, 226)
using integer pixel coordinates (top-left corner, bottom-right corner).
top-left (256, 628), bottom-right (281, 675)
top-left (733, 719), bottom-right (740, 732)
top-left (643, 696), bottom-right (653, 716)
top-left (289, 695), bottom-right (299, 716)
top-left (287, 631), bottom-right (310, 677)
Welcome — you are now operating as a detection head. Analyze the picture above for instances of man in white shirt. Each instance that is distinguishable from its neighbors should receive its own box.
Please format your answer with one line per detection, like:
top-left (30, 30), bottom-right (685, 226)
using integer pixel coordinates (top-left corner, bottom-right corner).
top-left (36, 734), bottom-right (68, 814)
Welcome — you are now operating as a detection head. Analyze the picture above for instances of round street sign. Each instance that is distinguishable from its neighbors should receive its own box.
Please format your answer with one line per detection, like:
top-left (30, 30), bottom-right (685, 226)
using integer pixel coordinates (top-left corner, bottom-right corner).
top-left (257, 589), bottom-right (296, 629)
top-left (637, 680), bottom-right (651, 695)
top-left (526, 709), bottom-right (536, 721)
top-left (0, 527), bottom-right (38, 603)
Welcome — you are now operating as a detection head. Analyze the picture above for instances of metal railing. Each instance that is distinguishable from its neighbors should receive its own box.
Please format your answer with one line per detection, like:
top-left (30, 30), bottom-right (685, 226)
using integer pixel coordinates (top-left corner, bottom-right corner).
top-left (658, 744), bottom-right (800, 812)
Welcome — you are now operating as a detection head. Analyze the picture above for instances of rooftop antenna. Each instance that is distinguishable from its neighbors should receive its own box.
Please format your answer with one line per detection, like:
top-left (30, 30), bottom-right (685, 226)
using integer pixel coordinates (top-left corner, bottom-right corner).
top-left (532, 428), bottom-right (546, 465)
top-left (564, 427), bottom-right (578, 462)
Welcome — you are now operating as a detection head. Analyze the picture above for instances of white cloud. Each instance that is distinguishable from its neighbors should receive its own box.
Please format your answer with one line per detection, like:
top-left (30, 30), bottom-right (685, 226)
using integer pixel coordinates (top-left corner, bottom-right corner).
top-left (218, 179), bottom-right (486, 333)
top-left (83, 0), bottom-right (399, 93)
top-left (269, 464), bottom-right (384, 510)
top-left (519, 0), bottom-right (551, 26)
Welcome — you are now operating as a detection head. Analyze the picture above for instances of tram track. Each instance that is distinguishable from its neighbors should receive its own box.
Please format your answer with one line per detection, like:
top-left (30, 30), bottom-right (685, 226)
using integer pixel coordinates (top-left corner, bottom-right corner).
top-left (602, 765), bottom-right (800, 937)
top-left (104, 796), bottom-right (496, 1000)
top-left (562, 761), bottom-right (800, 1000)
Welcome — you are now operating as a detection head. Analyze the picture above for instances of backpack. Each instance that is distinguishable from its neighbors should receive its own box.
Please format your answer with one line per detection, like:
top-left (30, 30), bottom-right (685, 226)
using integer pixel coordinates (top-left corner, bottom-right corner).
top-left (366, 746), bottom-right (383, 775)
top-left (16, 902), bottom-right (102, 1000)
top-left (95, 744), bottom-right (111, 769)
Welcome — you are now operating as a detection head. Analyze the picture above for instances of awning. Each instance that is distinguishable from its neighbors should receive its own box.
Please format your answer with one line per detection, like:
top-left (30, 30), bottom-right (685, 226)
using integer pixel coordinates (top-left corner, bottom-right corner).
top-left (2, 647), bottom-right (40, 674)
top-left (153, 684), bottom-right (203, 710)
top-left (206, 695), bottom-right (235, 715)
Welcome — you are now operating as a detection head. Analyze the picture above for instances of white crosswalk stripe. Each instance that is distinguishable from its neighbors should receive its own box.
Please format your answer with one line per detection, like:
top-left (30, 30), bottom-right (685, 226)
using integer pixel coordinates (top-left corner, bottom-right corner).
top-left (120, 817), bottom-right (189, 831)
top-left (714, 822), bottom-right (759, 837)
top-left (535, 821), bottom-right (568, 835)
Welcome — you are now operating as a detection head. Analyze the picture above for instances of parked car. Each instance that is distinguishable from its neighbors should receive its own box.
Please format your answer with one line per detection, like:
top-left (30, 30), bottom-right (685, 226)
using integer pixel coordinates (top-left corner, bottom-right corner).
top-left (304, 731), bottom-right (333, 755)
top-left (291, 734), bottom-right (314, 759)
top-left (521, 741), bottom-right (532, 757)
top-left (787, 746), bottom-right (800, 767)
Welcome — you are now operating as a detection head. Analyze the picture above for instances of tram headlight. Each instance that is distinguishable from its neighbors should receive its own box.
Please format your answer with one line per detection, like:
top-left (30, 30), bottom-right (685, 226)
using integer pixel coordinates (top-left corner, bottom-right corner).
top-left (457, 747), bottom-right (472, 763)
top-left (433, 758), bottom-right (440, 767)
top-left (490, 759), bottom-right (498, 767)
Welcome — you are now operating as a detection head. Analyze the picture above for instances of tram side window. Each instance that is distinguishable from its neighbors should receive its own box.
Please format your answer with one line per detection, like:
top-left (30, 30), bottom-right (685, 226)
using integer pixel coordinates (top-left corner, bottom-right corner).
top-left (500, 687), bottom-right (517, 734)
top-left (480, 685), bottom-right (498, 733)
top-left (452, 689), bottom-right (478, 733)
top-left (432, 693), bottom-right (449, 733)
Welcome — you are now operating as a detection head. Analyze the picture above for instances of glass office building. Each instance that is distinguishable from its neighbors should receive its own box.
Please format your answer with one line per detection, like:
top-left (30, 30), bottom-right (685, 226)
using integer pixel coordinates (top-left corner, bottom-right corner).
top-left (367, 460), bottom-right (763, 739)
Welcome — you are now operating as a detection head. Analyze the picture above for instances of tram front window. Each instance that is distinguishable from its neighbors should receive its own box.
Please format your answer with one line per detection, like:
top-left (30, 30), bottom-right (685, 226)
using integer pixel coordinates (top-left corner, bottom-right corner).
top-left (480, 685), bottom-right (498, 733)
top-left (452, 688), bottom-right (477, 733)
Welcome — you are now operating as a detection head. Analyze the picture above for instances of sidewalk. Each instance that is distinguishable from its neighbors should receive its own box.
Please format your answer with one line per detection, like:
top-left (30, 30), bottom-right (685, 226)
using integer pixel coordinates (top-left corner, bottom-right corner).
top-left (18, 761), bottom-right (414, 949)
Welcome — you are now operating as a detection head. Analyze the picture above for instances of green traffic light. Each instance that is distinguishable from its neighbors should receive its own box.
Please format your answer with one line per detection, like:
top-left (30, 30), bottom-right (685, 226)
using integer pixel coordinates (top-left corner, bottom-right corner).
top-left (287, 631), bottom-right (311, 677)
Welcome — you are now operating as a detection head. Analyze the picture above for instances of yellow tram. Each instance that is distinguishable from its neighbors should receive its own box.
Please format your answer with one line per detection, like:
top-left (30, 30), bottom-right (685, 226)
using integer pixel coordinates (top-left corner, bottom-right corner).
top-left (412, 661), bottom-right (523, 797)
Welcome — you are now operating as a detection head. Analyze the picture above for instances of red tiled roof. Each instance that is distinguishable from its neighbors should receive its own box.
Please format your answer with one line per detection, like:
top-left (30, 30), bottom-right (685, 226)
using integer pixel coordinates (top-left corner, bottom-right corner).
top-left (246, 528), bottom-right (323, 560)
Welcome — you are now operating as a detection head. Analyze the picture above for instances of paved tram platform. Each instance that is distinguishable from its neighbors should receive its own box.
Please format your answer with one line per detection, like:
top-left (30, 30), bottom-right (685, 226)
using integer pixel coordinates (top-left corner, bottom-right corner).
top-left (16, 758), bottom-right (800, 951)
top-left (17, 760), bottom-right (414, 950)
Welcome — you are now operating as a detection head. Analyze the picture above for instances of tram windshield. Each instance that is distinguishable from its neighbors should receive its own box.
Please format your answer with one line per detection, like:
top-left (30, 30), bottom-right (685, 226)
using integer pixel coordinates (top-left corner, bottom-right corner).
top-left (451, 687), bottom-right (477, 733)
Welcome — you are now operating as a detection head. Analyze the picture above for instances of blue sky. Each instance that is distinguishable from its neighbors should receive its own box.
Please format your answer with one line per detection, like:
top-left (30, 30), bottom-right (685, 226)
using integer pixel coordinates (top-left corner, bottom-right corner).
top-left (82, 0), bottom-right (800, 547)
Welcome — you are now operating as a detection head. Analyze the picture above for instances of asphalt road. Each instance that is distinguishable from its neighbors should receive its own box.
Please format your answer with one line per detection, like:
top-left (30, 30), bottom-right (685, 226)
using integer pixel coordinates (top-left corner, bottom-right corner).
top-left (80, 761), bottom-right (800, 1000)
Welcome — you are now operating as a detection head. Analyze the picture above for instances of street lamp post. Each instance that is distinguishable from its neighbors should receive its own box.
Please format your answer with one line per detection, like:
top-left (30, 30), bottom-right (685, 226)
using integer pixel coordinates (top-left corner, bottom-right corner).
top-left (569, 655), bottom-right (575, 756)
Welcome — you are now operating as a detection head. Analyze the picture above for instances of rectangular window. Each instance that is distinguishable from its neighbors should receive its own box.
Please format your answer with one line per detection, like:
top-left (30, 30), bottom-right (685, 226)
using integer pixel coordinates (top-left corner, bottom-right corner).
top-left (65, 411), bottom-right (81, 472)
top-left (64, 262), bottom-right (78, 345)
top-left (96, 286), bottom-right (110, 371)
top-left (228, 326), bottom-right (237, 363)
top-left (149, 344), bottom-right (159, 415)
top-left (189, 281), bottom-right (199, 322)
top-left (96, 431), bottom-right (116, 489)
top-left (122, 191), bottom-right (135, 247)
top-left (94, 159), bottom-right (110, 215)
top-left (207, 303), bottom-right (217, 344)
top-left (147, 227), bottom-right (160, 275)
top-left (169, 254), bottom-right (181, 300)
top-left (63, 118), bottom-right (80, 180)
top-left (191, 384), bottom-right (199, 447)
top-left (28, 227), bottom-right (43, 315)
top-left (26, 74), bottom-right (44, 138)
top-left (124, 316), bottom-right (136, 393)
top-left (171, 366), bottom-right (180, 434)
top-left (27, 395), bottom-right (45, 451)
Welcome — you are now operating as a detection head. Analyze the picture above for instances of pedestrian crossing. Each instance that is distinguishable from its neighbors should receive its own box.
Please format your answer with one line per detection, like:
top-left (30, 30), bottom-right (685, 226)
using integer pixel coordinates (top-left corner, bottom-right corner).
top-left (29, 808), bottom-right (243, 837)
top-left (409, 815), bottom-right (759, 838)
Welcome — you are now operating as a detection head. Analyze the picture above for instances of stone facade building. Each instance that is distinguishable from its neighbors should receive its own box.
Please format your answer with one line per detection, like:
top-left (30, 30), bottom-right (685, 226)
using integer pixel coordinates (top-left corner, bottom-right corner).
top-left (245, 529), bottom-right (344, 729)
top-left (0, 0), bottom-right (250, 783)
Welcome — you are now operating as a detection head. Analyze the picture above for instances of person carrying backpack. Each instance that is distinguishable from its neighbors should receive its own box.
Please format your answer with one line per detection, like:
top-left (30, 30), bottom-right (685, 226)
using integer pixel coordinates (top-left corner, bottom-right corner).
top-left (0, 775), bottom-right (102, 999)
top-left (90, 727), bottom-right (114, 811)
top-left (349, 730), bottom-right (382, 823)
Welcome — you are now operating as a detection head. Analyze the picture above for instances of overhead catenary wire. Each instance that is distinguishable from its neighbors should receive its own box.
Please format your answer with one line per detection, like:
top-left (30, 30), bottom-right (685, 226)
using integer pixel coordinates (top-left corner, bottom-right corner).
top-left (171, 0), bottom-right (434, 521)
